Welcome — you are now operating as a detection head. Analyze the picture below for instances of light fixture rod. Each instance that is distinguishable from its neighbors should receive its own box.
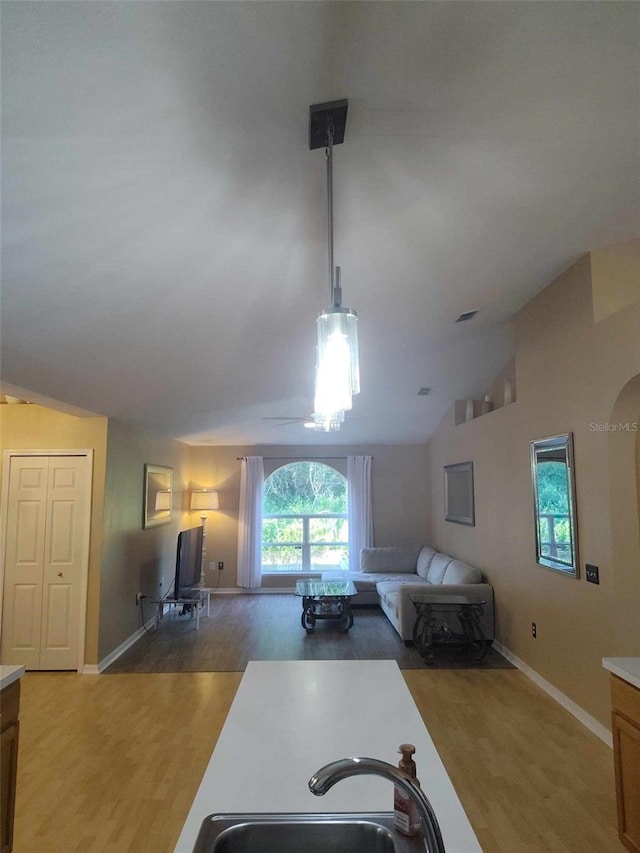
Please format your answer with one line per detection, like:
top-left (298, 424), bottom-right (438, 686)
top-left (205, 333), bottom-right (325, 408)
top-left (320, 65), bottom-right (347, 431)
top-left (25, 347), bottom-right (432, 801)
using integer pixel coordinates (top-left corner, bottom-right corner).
top-left (326, 118), bottom-right (335, 301)
top-left (335, 267), bottom-right (342, 306)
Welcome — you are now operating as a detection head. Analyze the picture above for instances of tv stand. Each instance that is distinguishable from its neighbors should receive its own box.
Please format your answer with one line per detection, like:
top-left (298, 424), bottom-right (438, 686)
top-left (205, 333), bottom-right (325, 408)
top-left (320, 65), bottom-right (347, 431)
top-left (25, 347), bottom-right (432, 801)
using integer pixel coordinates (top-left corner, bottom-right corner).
top-left (152, 588), bottom-right (212, 631)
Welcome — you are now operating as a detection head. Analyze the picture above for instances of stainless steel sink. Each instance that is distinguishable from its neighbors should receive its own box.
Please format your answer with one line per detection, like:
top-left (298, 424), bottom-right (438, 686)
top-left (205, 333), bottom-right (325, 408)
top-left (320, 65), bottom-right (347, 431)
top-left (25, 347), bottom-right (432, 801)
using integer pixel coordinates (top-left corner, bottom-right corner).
top-left (194, 812), bottom-right (424, 853)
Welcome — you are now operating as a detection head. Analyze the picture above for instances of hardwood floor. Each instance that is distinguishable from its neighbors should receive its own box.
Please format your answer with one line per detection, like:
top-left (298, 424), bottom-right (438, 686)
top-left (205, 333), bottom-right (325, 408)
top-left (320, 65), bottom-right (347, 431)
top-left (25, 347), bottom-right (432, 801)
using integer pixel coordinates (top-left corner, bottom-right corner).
top-left (105, 595), bottom-right (511, 672)
top-left (13, 668), bottom-right (622, 852)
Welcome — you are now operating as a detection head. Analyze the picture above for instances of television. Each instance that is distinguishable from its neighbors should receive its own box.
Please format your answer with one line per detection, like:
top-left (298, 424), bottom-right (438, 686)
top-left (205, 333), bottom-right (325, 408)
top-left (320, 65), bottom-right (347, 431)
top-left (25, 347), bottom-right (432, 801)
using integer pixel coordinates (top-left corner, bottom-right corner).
top-left (173, 526), bottom-right (204, 597)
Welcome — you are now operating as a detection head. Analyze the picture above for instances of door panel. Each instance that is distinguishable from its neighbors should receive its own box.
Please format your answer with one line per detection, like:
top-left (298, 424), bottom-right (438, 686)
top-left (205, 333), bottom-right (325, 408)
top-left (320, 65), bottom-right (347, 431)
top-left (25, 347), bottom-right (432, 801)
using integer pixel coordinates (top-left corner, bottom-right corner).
top-left (40, 457), bottom-right (88, 669)
top-left (48, 502), bottom-right (75, 563)
top-left (1, 459), bottom-right (48, 668)
top-left (9, 585), bottom-right (40, 651)
top-left (43, 585), bottom-right (72, 649)
top-left (15, 502), bottom-right (43, 563)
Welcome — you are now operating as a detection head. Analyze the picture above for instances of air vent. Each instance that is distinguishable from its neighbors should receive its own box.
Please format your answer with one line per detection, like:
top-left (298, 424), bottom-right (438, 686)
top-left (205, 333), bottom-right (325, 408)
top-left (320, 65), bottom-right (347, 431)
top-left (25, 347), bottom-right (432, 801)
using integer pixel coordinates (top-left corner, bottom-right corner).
top-left (417, 387), bottom-right (432, 396)
top-left (455, 310), bottom-right (478, 323)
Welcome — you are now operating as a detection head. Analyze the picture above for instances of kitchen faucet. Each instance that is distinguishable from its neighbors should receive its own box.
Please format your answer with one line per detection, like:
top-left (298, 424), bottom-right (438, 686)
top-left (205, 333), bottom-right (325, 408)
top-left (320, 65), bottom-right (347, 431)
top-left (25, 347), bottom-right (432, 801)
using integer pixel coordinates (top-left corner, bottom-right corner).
top-left (309, 757), bottom-right (446, 853)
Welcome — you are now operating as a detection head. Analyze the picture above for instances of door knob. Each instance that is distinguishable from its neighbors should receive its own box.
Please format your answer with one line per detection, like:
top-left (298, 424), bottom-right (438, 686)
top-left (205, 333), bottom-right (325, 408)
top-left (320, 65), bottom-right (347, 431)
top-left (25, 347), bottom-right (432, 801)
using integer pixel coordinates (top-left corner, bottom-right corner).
top-left (57, 572), bottom-right (63, 577)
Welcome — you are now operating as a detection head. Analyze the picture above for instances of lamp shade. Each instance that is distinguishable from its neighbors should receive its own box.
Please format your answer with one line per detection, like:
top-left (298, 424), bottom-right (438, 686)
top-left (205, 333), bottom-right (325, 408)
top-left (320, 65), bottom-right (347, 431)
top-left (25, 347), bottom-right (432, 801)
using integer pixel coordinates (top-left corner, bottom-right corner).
top-left (190, 489), bottom-right (219, 512)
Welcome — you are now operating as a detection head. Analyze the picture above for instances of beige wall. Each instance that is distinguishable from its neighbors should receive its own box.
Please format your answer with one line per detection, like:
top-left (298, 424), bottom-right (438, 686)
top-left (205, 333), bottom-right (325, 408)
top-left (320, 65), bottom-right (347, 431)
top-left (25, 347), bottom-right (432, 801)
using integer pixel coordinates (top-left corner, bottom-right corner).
top-left (187, 444), bottom-right (430, 588)
top-left (0, 405), bottom-right (108, 664)
top-left (99, 419), bottom-right (190, 661)
top-left (591, 238), bottom-right (640, 322)
top-left (425, 243), bottom-right (640, 727)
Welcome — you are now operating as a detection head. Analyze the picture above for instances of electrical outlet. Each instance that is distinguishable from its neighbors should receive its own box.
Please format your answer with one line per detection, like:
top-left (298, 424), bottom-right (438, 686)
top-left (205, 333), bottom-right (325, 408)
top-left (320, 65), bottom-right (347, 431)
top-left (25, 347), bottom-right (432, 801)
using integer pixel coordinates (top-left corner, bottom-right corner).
top-left (217, 561), bottom-right (224, 571)
top-left (136, 592), bottom-right (143, 605)
top-left (531, 621), bottom-right (537, 638)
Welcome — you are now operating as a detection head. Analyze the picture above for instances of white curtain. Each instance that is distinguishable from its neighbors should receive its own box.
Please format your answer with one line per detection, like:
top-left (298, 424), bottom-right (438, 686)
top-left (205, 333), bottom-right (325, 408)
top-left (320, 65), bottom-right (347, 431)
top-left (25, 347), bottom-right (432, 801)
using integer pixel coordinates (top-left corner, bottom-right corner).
top-left (347, 455), bottom-right (373, 572)
top-left (237, 456), bottom-right (264, 589)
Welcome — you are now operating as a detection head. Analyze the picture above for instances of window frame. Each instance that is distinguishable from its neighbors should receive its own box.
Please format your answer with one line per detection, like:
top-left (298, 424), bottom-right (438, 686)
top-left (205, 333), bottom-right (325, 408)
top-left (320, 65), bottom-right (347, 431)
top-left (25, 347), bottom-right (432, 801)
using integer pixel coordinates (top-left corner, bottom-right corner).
top-left (261, 462), bottom-right (349, 575)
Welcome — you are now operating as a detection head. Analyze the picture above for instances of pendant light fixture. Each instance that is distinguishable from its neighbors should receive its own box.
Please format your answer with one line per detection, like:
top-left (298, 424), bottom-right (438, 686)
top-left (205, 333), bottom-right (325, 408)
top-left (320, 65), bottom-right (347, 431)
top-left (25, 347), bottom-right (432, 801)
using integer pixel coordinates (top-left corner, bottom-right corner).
top-left (309, 99), bottom-right (360, 431)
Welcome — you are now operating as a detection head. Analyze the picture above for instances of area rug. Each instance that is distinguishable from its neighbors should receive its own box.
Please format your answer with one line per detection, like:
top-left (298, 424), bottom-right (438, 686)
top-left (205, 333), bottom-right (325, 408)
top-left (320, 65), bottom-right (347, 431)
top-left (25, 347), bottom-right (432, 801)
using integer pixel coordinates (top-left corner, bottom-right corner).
top-left (104, 594), bottom-right (514, 674)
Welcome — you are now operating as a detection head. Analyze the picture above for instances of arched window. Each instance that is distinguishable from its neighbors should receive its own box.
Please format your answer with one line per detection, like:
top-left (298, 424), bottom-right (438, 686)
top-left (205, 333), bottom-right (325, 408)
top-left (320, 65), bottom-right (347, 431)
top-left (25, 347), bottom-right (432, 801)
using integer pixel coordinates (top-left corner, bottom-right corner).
top-left (262, 461), bottom-right (348, 573)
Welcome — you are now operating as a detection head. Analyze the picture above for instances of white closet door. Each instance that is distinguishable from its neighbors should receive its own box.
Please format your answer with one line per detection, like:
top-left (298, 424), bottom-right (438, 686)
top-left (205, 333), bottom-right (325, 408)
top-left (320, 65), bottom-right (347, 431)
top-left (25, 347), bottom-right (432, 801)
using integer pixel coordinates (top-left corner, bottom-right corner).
top-left (2, 457), bottom-right (48, 668)
top-left (2, 455), bottom-right (90, 670)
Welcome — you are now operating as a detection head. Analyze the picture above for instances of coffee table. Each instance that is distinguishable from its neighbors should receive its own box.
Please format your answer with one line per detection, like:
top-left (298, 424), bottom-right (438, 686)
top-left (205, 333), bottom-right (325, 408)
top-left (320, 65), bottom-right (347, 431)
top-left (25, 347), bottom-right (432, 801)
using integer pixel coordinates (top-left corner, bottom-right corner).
top-left (294, 580), bottom-right (358, 633)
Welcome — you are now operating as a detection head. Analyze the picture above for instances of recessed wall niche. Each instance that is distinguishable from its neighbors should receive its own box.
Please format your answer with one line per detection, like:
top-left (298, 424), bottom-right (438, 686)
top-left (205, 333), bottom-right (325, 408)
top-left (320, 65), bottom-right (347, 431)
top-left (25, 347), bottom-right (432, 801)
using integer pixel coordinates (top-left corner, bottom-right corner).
top-left (454, 359), bottom-right (517, 426)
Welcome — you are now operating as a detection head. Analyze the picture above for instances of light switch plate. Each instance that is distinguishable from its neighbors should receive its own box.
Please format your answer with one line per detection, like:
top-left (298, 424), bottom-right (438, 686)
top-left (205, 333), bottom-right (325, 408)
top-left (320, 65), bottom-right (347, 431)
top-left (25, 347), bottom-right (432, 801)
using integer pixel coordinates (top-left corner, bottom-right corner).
top-left (586, 563), bottom-right (600, 584)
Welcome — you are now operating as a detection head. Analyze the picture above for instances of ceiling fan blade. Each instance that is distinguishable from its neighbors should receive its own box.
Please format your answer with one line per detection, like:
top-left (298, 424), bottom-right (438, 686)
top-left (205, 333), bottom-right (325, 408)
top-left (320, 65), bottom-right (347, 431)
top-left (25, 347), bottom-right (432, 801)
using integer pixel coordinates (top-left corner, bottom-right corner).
top-left (261, 416), bottom-right (313, 422)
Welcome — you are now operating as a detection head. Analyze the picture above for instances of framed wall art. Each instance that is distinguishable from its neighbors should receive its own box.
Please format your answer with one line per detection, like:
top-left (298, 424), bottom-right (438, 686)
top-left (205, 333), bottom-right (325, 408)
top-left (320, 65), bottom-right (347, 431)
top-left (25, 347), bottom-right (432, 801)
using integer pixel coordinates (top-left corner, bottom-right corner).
top-left (444, 461), bottom-right (475, 526)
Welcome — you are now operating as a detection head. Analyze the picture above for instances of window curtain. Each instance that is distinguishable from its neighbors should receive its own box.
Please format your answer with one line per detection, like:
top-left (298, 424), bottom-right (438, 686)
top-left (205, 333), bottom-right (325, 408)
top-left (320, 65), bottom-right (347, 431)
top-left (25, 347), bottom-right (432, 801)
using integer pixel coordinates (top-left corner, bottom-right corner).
top-left (237, 456), bottom-right (264, 589)
top-left (347, 455), bottom-right (373, 572)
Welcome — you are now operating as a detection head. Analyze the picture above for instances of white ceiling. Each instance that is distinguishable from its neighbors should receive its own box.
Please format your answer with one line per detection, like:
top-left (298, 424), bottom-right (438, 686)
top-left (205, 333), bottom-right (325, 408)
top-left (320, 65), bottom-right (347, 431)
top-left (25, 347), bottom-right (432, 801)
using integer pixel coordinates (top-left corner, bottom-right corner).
top-left (2, 2), bottom-right (638, 445)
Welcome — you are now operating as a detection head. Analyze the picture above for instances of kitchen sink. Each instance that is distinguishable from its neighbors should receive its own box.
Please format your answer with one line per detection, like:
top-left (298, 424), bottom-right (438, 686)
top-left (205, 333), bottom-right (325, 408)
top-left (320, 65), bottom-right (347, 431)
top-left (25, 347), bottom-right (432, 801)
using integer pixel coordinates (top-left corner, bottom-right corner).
top-left (193, 812), bottom-right (424, 852)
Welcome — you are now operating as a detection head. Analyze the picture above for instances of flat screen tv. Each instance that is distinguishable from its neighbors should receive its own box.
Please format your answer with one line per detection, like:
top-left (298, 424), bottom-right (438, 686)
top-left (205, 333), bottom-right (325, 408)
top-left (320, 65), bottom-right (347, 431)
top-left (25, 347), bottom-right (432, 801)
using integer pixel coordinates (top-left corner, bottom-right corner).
top-left (173, 526), bottom-right (203, 597)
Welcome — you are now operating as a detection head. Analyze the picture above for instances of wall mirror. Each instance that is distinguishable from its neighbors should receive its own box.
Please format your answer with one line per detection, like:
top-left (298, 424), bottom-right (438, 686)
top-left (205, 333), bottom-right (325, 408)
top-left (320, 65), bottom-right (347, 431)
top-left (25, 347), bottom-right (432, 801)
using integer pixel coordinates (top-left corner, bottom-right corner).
top-left (144, 464), bottom-right (173, 529)
top-left (530, 433), bottom-right (578, 576)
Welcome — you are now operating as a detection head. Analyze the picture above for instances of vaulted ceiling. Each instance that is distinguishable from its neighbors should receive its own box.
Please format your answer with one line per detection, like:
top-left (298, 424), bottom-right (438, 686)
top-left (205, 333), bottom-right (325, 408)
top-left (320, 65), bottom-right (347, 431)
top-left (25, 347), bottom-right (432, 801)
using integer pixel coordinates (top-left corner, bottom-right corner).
top-left (2, 2), bottom-right (638, 445)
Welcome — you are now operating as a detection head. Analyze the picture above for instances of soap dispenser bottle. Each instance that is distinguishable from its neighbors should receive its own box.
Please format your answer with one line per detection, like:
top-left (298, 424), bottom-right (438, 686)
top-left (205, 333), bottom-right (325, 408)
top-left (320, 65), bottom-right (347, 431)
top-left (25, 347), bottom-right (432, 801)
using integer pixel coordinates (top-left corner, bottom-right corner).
top-left (393, 743), bottom-right (421, 836)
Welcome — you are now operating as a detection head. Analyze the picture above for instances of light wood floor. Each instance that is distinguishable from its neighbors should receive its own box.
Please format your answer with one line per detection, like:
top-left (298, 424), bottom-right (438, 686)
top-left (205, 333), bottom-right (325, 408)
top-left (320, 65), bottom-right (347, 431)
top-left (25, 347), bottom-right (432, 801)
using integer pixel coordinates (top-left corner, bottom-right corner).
top-left (13, 672), bottom-right (242, 853)
top-left (403, 670), bottom-right (622, 853)
top-left (14, 668), bottom-right (622, 853)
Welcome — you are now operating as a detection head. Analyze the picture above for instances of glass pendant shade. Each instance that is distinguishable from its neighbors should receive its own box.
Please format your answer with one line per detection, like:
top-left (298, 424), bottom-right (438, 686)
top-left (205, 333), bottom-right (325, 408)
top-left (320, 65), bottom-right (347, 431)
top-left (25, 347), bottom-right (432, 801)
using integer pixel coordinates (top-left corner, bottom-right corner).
top-left (313, 307), bottom-right (359, 430)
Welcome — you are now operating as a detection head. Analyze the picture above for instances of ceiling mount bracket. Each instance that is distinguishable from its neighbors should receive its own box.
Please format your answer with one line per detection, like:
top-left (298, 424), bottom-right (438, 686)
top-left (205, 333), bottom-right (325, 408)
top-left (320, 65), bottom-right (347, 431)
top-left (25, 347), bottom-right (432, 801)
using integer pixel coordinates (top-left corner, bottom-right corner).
top-left (309, 99), bottom-right (348, 150)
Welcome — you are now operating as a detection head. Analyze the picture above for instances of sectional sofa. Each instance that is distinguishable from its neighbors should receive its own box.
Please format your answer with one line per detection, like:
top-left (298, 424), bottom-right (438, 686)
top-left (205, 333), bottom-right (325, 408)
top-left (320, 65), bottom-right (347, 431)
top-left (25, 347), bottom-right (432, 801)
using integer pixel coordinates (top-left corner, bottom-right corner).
top-left (323, 544), bottom-right (494, 643)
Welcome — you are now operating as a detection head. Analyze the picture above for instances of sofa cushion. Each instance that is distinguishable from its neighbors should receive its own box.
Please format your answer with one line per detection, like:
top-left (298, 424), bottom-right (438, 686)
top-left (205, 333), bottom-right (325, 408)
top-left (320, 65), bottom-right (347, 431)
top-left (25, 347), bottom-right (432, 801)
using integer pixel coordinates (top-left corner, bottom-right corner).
top-left (360, 545), bottom-right (423, 573)
top-left (425, 553), bottom-right (453, 584)
top-left (380, 589), bottom-right (400, 619)
top-left (375, 581), bottom-right (405, 611)
top-left (443, 560), bottom-right (483, 584)
top-left (375, 577), bottom-right (422, 596)
top-left (323, 570), bottom-right (421, 593)
top-left (416, 546), bottom-right (437, 579)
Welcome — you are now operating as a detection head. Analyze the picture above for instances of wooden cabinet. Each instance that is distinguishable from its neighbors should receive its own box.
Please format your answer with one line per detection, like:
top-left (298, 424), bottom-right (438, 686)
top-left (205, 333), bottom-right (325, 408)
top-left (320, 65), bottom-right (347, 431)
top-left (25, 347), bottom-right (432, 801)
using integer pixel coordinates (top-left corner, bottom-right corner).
top-left (611, 674), bottom-right (640, 852)
top-left (0, 679), bottom-right (20, 853)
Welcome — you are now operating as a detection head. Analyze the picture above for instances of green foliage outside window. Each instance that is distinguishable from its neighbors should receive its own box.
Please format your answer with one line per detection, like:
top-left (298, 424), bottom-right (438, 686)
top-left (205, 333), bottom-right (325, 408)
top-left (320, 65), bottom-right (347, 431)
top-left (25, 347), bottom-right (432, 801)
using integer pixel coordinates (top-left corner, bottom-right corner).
top-left (536, 461), bottom-right (571, 561)
top-left (536, 461), bottom-right (569, 514)
top-left (264, 462), bottom-right (347, 514)
top-left (262, 462), bottom-right (348, 571)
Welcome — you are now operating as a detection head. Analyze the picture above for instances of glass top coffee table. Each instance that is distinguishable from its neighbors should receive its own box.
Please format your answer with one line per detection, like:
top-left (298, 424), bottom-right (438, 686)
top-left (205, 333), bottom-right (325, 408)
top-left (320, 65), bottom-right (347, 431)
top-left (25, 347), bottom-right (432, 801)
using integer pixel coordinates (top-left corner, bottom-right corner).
top-left (294, 580), bottom-right (358, 633)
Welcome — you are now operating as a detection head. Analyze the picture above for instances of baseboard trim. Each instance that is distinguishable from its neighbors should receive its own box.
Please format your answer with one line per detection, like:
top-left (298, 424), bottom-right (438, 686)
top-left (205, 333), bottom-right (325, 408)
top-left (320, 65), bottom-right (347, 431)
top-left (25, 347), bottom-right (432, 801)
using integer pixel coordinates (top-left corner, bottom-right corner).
top-left (493, 640), bottom-right (612, 748)
top-left (83, 618), bottom-right (156, 674)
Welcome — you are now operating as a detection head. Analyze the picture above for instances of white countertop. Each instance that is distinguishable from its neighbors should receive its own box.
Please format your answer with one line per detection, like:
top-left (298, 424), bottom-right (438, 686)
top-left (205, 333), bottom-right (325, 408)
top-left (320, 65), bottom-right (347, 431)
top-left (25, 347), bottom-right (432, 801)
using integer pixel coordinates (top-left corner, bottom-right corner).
top-left (602, 657), bottom-right (640, 690)
top-left (175, 659), bottom-right (480, 852)
top-left (0, 665), bottom-right (25, 691)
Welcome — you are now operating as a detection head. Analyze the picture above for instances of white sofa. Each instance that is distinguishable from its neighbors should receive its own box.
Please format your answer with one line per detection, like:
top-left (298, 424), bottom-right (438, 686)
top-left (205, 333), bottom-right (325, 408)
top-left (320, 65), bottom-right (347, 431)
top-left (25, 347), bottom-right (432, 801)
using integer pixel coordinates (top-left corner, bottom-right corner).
top-left (323, 544), bottom-right (494, 644)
